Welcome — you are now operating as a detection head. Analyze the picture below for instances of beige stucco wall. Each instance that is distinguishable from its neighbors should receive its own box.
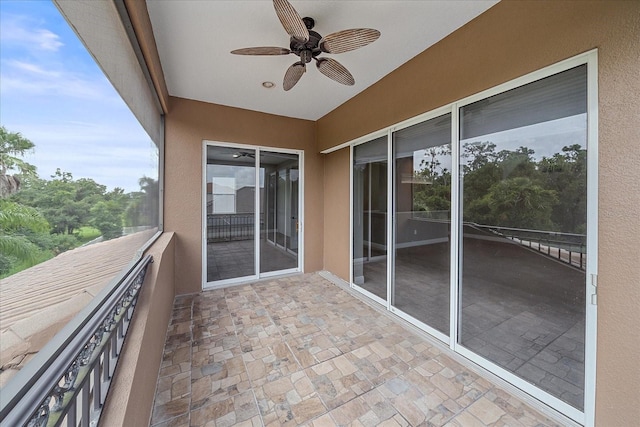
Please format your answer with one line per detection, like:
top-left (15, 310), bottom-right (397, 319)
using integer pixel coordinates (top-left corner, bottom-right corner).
top-left (317, 1), bottom-right (640, 425)
top-left (101, 232), bottom-right (177, 427)
top-left (164, 97), bottom-right (322, 295)
top-left (322, 147), bottom-right (351, 280)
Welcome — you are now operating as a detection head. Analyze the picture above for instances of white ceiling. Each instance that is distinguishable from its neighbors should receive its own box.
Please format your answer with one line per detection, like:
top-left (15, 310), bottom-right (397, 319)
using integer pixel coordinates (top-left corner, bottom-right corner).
top-left (146, 1), bottom-right (498, 121)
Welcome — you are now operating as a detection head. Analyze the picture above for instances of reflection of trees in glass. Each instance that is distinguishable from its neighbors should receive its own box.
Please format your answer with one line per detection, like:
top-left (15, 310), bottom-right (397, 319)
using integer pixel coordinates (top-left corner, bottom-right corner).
top-left (413, 146), bottom-right (451, 213)
top-left (462, 142), bottom-right (586, 233)
top-left (124, 176), bottom-right (159, 228)
top-left (411, 140), bottom-right (587, 233)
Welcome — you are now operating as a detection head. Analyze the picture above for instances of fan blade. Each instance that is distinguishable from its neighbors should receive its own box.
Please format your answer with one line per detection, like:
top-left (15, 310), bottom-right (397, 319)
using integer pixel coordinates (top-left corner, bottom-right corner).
top-left (283, 62), bottom-right (306, 91)
top-left (316, 58), bottom-right (355, 86)
top-left (231, 47), bottom-right (291, 55)
top-left (319, 28), bottom-right (381, 54)
top-left (273, 0), bottom-right (309, 43)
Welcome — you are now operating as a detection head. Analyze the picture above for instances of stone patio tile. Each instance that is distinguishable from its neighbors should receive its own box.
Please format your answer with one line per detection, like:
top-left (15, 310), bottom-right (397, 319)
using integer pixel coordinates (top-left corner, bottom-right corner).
top-left (274, 312), bottom-right (324, 339)
top-left (377, 374), bottom-right (464, 426)
top-left (328, 388), bottom-right (400, 426)
top-left (242, 342), bottom-right (301, 386)
top-left (150, 412), bottom-right (190, 427)
top-left (306, 354), bottom-right (374, 410)
top-left (467, 396), bottom-right (507, 425)
top-left (286, 331), bottom-right (343, 368)
top-left (150, 273), bottom-right (574, 427)
top-left (193, 314), bottom-right (235, 340)
top-left (192, 331), bottom-right (243, 367)
top-left (158, 344), bottom-right (191, 378)
top-left (255, 370), bottom-right (327, 426)
top-left (482, 388), bottom-right (563, 427)
top-left (191, 354), bottom-right (251, 410)
top-left (443, 410), bottom-right (487, 427)
top-left (150, 396), bottom-right (190, 426)
top-left (190, 391), bottom-right (259, 427)
top-left (345, 342), bottom-right (410, 386)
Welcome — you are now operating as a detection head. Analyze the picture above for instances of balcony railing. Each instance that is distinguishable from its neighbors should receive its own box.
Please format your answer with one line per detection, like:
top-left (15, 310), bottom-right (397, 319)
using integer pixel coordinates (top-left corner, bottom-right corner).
top-left (474, 224), bottom-right (586, 270)
top-left (206, 213), bottom-right (262, 242)
top-left (0, 255), bottom-right (153, 427)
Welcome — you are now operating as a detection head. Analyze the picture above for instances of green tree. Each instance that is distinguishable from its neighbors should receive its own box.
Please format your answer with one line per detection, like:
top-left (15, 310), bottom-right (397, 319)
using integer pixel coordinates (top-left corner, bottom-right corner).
top-left (90, 200), bottom-right (123, 240)
top-left (0, 126), bottom-right (37, 197)
top-left (14, 170), bottom-right (112, 235)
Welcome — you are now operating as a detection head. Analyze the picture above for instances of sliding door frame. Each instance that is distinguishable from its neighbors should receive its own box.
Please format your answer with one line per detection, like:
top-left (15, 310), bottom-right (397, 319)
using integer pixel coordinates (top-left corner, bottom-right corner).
top-left (346, 50), bottom-right (598, 426)
top-left (202, 141), bottom-right (304, 289)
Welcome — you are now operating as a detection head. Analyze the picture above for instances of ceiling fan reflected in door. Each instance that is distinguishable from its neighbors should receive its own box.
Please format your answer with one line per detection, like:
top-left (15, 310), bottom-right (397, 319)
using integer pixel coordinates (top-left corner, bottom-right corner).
top-left (231, 0), bottom-right (380, 91)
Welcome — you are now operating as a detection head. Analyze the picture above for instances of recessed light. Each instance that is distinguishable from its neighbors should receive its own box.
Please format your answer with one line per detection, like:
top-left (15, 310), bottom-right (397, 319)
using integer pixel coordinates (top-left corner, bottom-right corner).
top-left (262, 81), bottom-right (275, 89)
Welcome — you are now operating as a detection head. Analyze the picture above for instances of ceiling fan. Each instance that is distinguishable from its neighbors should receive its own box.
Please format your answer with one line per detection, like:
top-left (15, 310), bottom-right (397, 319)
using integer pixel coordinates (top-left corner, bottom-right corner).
top-left (231, 0), bottom-right (381, 91)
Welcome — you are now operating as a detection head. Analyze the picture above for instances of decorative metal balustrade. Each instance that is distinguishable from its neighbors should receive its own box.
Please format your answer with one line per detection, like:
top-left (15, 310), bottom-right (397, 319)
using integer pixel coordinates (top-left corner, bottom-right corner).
top-left (207, 213), bottom-right (261, 242)
top-left (0, 255), bottom-right (153, 427)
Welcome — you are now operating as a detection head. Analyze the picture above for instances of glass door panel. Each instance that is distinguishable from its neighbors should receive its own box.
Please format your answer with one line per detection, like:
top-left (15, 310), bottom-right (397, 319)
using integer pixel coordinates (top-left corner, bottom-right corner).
top-left (260, 151), bottom-right (299, 274)
top-left (458, 65), bottom-right (588, 410)
top-left (206, 146), bottom-right (256, 283)
top-left (353, 136), bottom-right (388, 300)
top-left (392, 114), bottom-right (451, 334)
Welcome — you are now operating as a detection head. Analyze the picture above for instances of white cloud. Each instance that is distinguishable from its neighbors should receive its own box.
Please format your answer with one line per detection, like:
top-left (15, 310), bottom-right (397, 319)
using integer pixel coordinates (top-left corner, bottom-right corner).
top-left (6, 59), bottom-right (61, 77)
top-left (0, 6), bottom-right (157, 192)
top-left (0, 14), bottom-right (64, 52)
top-left (0, 62), bottom-right (117, 102)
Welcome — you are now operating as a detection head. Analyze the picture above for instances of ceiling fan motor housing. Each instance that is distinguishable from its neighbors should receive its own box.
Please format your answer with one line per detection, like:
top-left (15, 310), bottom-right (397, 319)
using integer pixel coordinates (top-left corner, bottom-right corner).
top-left (290, 27), bottom-right (322, 63)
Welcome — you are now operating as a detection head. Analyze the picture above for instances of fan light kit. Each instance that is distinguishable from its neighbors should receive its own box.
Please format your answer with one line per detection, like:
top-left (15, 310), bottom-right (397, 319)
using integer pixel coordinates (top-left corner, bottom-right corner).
top-left (231, 0), bottom-right (380, 91)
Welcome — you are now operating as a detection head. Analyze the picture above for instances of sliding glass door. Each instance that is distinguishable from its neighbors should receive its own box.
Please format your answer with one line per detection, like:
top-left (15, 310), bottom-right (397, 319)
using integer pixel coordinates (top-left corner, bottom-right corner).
top-left (261, 151), bottom-right (299, 274)
top-left (205, 145), bottom-right (301, 287)
top-left (352, 136), bottom-right (388, 302)
top-left (350, 55), bottom-right (595, 422)
top-left (392, 114), bottom-right (451, 336)
top-left (458, 65), bottom-right (588, 411)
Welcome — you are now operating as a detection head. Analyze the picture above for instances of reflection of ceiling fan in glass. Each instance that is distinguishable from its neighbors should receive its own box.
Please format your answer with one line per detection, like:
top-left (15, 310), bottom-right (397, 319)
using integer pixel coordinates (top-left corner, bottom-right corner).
top-left (231, 0), bottom-right (380, 91)
top-left (232, 151), bottom-right (255, 159)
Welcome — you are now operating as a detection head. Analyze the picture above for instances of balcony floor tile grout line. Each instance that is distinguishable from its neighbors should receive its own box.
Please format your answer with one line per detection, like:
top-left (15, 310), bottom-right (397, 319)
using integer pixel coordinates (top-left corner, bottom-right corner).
top-left (249, 280), bottom-right (341, 426)
top-left (227, 285), bottom-right (266, 427)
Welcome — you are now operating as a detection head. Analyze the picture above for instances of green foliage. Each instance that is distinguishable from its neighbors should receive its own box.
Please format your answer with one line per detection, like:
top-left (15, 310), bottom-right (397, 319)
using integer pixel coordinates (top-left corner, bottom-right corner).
top-left (0, 199), bottom-right (49, 233)
top-left (0, 200), bottom-right (51, 275)
top-left (1, 126), bottom-right (160, 278)
top-left (0, 126), bottom-right (37, 177)
top-left (76, 226), bottom-right (101, 242)
top-left (90, 200), bottom-right (123, 240)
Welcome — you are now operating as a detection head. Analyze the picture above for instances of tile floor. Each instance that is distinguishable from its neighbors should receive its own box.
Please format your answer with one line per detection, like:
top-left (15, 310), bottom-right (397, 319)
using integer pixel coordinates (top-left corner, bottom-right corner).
top-left (358, 238), bottom-right (585, 409)
top-left (150, 273), bottom-right (566, 427)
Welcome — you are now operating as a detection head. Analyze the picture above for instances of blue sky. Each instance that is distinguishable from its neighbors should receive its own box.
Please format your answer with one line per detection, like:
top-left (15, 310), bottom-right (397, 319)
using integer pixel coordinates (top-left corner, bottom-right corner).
top-left (0, 1), bottom-right (157, 192)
